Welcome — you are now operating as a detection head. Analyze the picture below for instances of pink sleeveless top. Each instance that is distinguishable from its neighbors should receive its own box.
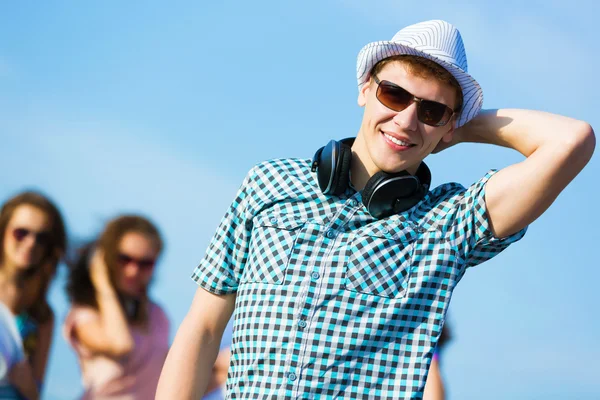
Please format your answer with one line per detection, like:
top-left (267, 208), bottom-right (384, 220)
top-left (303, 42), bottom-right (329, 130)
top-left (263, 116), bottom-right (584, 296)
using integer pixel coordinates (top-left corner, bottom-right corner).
top-left (63, 302), bottom-right (170, 399)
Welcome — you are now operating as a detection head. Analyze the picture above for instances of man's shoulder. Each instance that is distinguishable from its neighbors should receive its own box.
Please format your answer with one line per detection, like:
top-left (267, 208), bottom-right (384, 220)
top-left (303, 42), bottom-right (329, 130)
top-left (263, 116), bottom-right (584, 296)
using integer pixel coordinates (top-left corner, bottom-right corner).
top-left (424, 171), bottom-right (496, 206)
top-left (241, 157), bottom-right (318, 203)
top-left (408, 181), bottom-right (471, 229)
top-left (424, 180), bottom-right (468, 206)
top-left (409, 173), bottom-right (494, 230)
top-left (246, 158), bottom-right (315, 189)
top-left (250, 157), bottom-right (312, 177)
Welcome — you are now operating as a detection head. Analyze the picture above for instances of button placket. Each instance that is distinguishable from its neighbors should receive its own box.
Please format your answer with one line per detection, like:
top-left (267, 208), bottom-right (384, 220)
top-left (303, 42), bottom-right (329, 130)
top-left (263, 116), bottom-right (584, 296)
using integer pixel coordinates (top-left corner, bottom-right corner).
top-left (294, 206), bottom-right (355, 395)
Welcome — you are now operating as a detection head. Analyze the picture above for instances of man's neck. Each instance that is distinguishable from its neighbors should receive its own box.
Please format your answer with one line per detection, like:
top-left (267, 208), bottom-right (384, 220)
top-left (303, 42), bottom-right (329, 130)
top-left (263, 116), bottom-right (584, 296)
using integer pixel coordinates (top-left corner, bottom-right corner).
top-left (349, 156), bottom-right (371, 191)
top-left (350, 138), bottom-right (421, 190)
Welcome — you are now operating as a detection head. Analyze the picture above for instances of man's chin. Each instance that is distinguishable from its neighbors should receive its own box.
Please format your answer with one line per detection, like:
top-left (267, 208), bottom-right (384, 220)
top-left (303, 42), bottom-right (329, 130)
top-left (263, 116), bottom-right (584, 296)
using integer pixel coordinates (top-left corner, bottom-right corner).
top-left (376, 159), bottom-right (422, 175)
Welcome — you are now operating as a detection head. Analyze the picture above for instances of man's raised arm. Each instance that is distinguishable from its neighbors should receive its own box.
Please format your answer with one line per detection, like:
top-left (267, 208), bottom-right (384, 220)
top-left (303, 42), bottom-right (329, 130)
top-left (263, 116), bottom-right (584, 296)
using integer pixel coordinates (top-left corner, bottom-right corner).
top-left (456, 108), bottom-right (595, 238)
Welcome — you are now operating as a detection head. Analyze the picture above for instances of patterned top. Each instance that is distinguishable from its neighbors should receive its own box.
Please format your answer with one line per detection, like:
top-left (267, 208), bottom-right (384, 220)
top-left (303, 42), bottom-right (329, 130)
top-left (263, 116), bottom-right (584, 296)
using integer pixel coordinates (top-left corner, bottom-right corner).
top-left (192, 158), bottom-right (526, 399)
top-left (0, 302), bottom-right (25, 399)
top-left (15, 313), bottom-right (38, 359)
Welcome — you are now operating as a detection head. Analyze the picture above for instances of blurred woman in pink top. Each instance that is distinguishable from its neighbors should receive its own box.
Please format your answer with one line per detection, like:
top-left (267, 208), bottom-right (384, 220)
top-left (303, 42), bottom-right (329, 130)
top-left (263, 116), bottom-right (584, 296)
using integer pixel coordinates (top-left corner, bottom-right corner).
top-left (63, 215), bottom-right (170, 399)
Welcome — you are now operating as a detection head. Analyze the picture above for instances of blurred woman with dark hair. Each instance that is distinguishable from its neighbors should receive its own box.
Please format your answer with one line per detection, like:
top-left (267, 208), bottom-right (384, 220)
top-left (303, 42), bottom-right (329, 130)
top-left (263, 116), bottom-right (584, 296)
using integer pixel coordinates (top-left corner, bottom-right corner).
top-left (63, 215), bottom-right (170, 399)
top-left (0, 191), bottom-right (67, 399)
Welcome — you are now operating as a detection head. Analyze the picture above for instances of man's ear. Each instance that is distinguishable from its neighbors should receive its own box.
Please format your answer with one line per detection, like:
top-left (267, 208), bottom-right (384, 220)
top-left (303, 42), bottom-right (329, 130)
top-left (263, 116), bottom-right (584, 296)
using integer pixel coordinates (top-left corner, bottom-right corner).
top-left (441, 123), bottom-right (455, 143)
top-left (357, 77), bottom-right (372, 107)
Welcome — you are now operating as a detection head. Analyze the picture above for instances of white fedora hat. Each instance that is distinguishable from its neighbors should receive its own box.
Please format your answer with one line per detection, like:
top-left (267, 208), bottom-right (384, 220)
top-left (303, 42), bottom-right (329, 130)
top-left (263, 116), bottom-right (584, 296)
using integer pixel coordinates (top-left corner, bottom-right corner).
top-left (357, 19), bottom-right (483, 128)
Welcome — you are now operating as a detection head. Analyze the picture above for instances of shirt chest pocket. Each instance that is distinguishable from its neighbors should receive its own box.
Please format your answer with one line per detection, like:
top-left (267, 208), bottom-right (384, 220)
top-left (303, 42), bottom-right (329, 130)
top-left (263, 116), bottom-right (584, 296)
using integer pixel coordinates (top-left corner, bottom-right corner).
top-left (242, 214), bottom-right (305, 285)
top-left (344, 221), bottom-right (418, 299)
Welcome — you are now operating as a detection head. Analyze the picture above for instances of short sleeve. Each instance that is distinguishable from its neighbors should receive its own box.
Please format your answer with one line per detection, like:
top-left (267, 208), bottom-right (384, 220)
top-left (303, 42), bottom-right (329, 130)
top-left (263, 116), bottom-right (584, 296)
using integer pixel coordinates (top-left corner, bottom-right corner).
top-left (191, 165), bottom-right (263, 294)
top-left (444, 170), bottom-right (527, 268)
top-left (0, 302), bottom-right (24, 377)
top-left (62, 306), bottom-right (101, 358)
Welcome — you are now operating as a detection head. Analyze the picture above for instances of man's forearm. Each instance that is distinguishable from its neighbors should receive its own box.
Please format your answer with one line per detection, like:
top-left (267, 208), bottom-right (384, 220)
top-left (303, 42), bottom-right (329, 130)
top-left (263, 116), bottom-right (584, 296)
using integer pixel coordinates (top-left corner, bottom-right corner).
top-left (156, 315), bottom-right (221, 400)
top-left (460, 108), bottom-right (592, 157)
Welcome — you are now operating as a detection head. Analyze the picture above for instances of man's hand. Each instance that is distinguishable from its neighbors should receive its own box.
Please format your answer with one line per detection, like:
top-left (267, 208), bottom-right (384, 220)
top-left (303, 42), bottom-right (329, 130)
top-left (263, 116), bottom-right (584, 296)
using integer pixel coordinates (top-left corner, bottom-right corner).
top-left (431, 129), bottom-right (462, 153)
top-left (431, 115), bottom-right (470, 154)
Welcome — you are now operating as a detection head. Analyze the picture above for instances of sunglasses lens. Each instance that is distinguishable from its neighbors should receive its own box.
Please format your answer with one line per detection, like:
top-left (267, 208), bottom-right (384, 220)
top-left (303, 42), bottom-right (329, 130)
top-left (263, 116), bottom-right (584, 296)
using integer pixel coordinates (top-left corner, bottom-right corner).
top-left (13, 228), bottom-right (29, 241)
top-left (118, 253), bottom-right (155, 270)
top-left (35, 232), bottom-right (52, 246)
top-left (138, 260), bottom-right (155, 270)
top-left (418, 101), bottom-right (451, 126)
top-left (377, 82), bottom-right (413, 112)
top-left (118, 254), bottom-right (134, 265)
top-left (376, 78), bottom-right (453, 127)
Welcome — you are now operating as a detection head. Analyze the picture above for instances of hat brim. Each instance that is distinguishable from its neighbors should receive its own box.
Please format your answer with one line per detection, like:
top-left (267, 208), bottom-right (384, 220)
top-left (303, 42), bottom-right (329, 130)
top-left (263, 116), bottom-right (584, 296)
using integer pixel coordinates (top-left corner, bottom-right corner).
top-left (357, 41), bottom-right (483, 128)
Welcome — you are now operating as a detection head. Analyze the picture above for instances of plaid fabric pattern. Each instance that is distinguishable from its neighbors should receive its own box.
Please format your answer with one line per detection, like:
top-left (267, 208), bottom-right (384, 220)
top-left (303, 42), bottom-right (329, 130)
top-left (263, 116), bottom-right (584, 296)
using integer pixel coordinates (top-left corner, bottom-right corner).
top-left (192, 158), bottom-right (526, 399)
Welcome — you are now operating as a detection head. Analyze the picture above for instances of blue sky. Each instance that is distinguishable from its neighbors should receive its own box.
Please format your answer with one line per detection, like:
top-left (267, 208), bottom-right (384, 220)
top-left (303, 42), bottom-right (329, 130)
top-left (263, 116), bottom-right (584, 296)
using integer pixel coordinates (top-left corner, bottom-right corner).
top-left (1, 1), bottom-right (599, 399)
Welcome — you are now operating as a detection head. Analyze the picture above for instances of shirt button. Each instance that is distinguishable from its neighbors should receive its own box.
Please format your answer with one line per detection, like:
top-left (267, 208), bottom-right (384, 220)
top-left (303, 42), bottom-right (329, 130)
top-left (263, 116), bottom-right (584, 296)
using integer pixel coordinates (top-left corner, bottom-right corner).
top-left (311, 272), bottom-right (320, 281)
top-left (298, 320), bottom-right (307, 329)
top-left (325, 229), bottom-right (336, 239)
top-left (270, 217), bottom-right (278, 224)
top-left (382, 227), bottom-right (389, 234)
top-left (349, 199), bottom-right (358, 207)
top-left (288, 372), bottom-right (297, 382)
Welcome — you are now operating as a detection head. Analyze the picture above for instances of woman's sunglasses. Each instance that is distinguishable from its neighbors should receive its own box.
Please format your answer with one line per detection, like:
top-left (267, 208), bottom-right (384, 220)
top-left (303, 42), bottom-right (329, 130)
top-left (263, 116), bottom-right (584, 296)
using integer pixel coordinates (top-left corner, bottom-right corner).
top-left (117, 253), bottom-right (156, 270)
top-left (373, 76), bottom-right (457, 127)
top-left (12, 227), bottom-right (52, 246)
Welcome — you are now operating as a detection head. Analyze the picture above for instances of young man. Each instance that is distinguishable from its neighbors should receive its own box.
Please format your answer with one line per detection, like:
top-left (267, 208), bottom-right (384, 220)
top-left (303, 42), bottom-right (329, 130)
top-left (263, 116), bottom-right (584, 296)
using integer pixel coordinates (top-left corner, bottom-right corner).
top-left (157, 20), bottom-right (595, 399)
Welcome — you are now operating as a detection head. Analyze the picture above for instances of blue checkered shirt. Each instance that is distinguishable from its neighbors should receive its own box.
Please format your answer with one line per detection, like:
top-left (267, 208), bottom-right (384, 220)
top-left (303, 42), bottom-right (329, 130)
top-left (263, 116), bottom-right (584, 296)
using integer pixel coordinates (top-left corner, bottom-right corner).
top-left (192, 158), bottom-right (526, 399)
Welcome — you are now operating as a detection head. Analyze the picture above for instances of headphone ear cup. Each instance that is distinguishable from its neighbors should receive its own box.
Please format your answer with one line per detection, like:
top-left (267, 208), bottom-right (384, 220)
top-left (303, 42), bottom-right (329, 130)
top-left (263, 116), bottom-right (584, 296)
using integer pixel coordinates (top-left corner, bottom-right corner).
top-left (311, 147), bottom-right (324, 173)
top-left (329, 143), bottom-right (352, 195)
top-left (362, 171), bottom-right (423, 218)
top-left (361, 171), bottom-right (388, 207)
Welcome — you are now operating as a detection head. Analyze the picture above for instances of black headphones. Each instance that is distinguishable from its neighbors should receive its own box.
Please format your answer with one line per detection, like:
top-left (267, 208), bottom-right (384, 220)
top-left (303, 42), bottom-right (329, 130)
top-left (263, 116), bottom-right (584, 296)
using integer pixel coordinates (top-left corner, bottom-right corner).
top-left (311, 138), bottom-right (431, 219)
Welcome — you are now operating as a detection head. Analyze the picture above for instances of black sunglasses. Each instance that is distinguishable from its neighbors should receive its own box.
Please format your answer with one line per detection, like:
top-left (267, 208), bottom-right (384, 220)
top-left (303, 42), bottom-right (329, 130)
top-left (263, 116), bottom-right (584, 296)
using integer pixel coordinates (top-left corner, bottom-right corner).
top-left (12, 227), bottom-right (52, 246)
top-left (117, 253), bottom-right (156, 270)
top-left (373, 76), bottom-right (457, 127)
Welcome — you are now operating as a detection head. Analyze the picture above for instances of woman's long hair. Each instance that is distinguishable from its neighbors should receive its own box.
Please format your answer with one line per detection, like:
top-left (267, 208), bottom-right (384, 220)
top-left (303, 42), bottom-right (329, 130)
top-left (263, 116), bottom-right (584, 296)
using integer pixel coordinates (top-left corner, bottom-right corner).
top-left (66, 215), bottom-right (163, 324)
top-left (0, 191), bottom-right (67, 323)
